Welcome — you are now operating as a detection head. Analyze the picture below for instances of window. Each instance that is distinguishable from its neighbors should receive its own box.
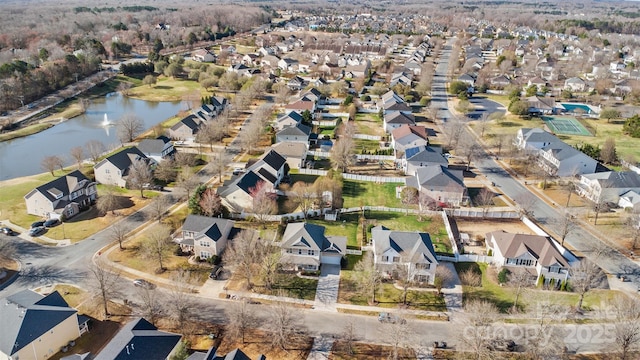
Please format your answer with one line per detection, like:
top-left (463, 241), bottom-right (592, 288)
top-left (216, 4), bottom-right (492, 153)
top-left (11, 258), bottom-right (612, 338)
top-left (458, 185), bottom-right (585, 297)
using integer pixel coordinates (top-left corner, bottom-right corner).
top-left (414, 274), bottom-right (428, 283)
top-left (308, 250), bottom-right (316, 256)
top-left (286, 249), bottom-right (294, 254)
top-left (298, 249), bottom-right (304, 255)
top-left (199, 241), bottom-right (210, 247)
top-left (105, 169), bottom-right (110, 174)
top-left (415, 263), bottom-right (429, 270)
top-left (382, 256), bottom-right (389, 262)
top-left (200, 251), bottom-right (211, 259)
top-left (392, 256), bottom-right (400, 263)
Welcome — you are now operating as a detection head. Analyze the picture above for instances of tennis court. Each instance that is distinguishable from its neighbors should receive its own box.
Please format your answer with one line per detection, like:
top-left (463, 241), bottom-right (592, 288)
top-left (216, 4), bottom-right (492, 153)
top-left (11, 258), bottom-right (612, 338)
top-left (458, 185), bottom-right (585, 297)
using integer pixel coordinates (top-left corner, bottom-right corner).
top-left (543, 116), bottom-right (592, 136)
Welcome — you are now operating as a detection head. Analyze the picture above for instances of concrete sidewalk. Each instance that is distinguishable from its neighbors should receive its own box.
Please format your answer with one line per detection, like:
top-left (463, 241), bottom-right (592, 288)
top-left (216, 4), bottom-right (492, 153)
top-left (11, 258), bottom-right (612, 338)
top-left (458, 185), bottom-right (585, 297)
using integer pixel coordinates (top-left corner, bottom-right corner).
top-left (307, 336), bottom-right (334, 360)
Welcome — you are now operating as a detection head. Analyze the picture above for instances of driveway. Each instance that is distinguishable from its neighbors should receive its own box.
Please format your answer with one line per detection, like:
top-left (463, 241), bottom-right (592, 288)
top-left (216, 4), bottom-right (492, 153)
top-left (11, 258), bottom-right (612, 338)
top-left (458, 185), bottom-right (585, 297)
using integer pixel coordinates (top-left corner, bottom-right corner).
top-left (313, 264), bottom-right (341, 311)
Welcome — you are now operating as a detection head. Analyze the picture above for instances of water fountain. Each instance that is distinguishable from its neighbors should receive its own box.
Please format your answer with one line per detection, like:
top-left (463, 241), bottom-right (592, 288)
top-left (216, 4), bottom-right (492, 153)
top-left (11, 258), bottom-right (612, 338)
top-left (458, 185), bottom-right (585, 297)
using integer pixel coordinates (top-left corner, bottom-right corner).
top-left (101, 113), bottom-right (111, 127)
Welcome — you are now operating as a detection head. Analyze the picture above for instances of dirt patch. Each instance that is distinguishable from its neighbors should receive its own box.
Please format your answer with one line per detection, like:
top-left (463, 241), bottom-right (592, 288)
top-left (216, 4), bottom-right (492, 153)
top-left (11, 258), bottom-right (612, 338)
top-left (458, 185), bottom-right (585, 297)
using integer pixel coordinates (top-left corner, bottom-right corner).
top-left (216, 328), bottom-right (313, 360)
top-left (330, 341), bottom-right (415, 360)
top-left (455, 218), bottom-right (535, 245)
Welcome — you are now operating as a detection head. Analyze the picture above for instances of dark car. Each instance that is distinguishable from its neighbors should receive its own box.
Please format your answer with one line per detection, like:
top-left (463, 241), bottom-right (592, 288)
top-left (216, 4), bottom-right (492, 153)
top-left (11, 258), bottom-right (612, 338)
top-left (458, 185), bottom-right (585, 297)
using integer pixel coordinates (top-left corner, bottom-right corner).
top-left (209, 266), bottom-right (223, 280)
top-left (28, 226), bottom-right (46, 237)
top-left (31, 220), bottom-right (45, 228)
top-left (133, 279), bottom-right (156, 289)
top-left (1, 227), bottom-right (17, 236)
top-left (44, 219), bottom-right (60, 228)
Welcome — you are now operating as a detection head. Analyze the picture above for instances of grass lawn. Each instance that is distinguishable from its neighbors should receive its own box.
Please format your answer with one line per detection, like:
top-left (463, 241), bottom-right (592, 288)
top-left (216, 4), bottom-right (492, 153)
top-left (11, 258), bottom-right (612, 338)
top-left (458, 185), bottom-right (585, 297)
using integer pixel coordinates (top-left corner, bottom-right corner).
top-left (0, 123), bottom-right (53, 142)
top-left (562, 118), bottom-right (640, 162)
top-left (216, 328), bottom-right (313, 360)
top-left (338, 269), bottom-right (447, 311)
top-left (455, 262), bottom-right (620, 313)
top-left (107, 224), bottom-right (212, 285)
top-left (289, 172), bottom-right (319, 184)
top-left (362, 211), bottom-right (451, 253)
top-left (226, 272), bottom-right (318, 301)
top-left (354, 139), bottom-right (381, 153)
top-left (342, 180), bottom-right (403, 209)
top-left (126, 76), bottom-right (211, 102)
top-left (309, 213), bottom-right (359, 247)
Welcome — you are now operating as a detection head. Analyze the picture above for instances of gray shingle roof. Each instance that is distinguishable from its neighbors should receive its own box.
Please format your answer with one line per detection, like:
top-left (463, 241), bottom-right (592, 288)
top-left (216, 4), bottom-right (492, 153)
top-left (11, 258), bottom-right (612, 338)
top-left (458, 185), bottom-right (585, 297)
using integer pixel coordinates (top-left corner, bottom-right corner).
top-left (372, 227), bottom-right (438, 264)
top-left (277, 123), bottom-right (311, 137)
top-left (97, 147), bottom-right (147, 172)
top-left (410, 165), bottom-right (465, 190)
top-left (487, 230), bottom-right (570, 268)
top-left (93, 318), bottom-right (181, 360)
top-left (27, 170), bottom-right (93, 204)
top-left (281, 222), bottom-right (344, 253)
top-left (182, 215), bottom-right (234, 242)
top-left (137, 137), bottom-right (169, 155)
top-left (0, 290), bottom-right (77, 356)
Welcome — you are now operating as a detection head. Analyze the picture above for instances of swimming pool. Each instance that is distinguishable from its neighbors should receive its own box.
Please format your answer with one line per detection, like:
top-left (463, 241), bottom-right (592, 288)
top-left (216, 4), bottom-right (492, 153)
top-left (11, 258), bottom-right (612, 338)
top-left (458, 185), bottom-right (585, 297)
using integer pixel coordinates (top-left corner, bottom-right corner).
top-left (560, 103), bottom-right (594, 114)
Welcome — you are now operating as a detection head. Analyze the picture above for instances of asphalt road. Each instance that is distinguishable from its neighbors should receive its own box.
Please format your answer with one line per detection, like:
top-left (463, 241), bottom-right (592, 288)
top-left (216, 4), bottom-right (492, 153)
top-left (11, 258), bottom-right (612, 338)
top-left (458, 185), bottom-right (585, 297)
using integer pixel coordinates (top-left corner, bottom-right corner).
top-left (0, 40), bottom-right (627, 355)
top-left (433, 38), bottom-right (640, 287)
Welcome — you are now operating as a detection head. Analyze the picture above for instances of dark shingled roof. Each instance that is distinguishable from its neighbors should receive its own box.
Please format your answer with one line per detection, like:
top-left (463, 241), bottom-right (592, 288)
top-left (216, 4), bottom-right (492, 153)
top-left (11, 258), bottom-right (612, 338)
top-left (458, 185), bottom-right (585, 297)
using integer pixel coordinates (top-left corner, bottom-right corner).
top-left (28, 170), bottom-right (92, 204)
top-left (97, 147), bottom-right (147, 172)
top-left (1, 290), bottom-right (77, 356)
top-left (94, 318), bottom-right (181, 360)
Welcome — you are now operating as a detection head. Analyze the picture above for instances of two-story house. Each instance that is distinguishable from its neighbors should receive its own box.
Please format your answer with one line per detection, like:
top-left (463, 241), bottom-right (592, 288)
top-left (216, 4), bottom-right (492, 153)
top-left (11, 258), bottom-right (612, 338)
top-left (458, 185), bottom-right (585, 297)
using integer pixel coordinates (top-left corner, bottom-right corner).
top-left (174, 215), bottom-right (235, 260)
top-left (275, 111), bottom-right (304, 131)
top-left (168, 114), bottom-right (203, 141)
top-left (537, 141), bottom-right (598, 177)
top-left (271, 142), bottom-right (308, 170)
top-left (371, 226), bottom-right (438, 284)
top-left (24, 170), bottom-right (97, 220)
top-left (280, 222), bottom-right (346, 271)
top-left (192, 49), bottom-right (216, 63)
top-left (1, 290), bottom-right (87, 360)
top-left (275, 123), bottom-right (311, 144)
top-left (378, 90), bottom-right (412, 115)
top-left (402, 146), bottom-right (449, 176)
top-left (94, 147), bottom-right (149, 187)
top-left (246, 149), bottom-right (288, 188)
top-left (383, 111), bottom-right (416, 133)
top-left (486, 230), bottom-right (575, 285)
top-left (137, 136), bottom-right (175, 164)
top-left (406, 165), bottom-right (468, 207)
top-left (514, 128), bottom-right (559, 153)
top-left (577, 171), bottom-right (640, 203)
top-left (218, 171), bottom-right (266, 213)
top-left (391, 125), bottom-right (430, 155)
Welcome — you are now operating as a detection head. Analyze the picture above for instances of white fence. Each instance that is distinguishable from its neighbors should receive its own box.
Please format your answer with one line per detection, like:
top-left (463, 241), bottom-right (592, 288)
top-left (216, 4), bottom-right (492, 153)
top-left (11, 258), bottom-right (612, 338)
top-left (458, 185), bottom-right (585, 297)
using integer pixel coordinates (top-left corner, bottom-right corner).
top-left (445, 208), bottom-right (520, 219)
top-left (353, 134), bottom-right (382, 140)
top-left (346, 249), bottom-right (363, 255)
top-left (622, 159), bottom-right (640, 176)
top-left (458, 254), bottom-right (493, 263)
top-left (296, 168), bottom-right (406, 184)
top-left (355, 154), bottom-right (395, 161)
top-left (313, 120), bottom-right (338, 126)
top-left (307, 151), bottom-right (331, 159)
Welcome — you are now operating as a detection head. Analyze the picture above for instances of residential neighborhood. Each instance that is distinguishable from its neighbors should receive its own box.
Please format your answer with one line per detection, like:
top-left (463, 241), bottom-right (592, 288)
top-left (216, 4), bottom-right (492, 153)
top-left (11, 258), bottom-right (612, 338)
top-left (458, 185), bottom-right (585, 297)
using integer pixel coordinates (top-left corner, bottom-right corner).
top-left (3, 2), bottom-right (640, 360)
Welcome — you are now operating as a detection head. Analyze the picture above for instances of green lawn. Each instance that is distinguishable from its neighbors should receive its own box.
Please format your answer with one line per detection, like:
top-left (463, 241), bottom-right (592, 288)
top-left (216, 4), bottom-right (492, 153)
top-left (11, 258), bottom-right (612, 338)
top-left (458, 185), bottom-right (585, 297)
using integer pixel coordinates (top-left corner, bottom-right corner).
top-left (338, 269), bottom-right (447, 311)
top-left (252, 273), bottom-right (318, 300)
top-left (289, 173), bottom-right (319, 185)
top-left (354, 139), bottom-right (381, 153)
top-left (455, 263), bottom-right (620, 313)
top-left (362, 211), bottom-right (451, 253)
top-left (126, 76), bottom-right (211, 102)
top-left (309, 213), bottom-right (359, 247)
top-left (342, 180), bottom-right (403, 209)
top-left (0, 123), bottom-right (53, 142)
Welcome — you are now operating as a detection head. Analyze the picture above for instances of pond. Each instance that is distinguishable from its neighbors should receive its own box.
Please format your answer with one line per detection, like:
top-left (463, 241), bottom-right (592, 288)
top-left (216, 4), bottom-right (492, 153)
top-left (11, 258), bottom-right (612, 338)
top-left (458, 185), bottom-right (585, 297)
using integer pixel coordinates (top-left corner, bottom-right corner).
top-left (0, 93), bottom-right (185, 180)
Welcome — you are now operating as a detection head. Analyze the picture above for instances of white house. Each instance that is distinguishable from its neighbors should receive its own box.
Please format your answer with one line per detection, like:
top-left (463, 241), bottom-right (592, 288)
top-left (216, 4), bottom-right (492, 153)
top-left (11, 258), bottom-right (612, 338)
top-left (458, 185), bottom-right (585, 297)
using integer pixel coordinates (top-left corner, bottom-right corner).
top-left (173, 215), bottom-right (234, 259)
top-left (577, 171), bottom-right (640, 203)
top-left (538, 141), bottom-right (598, 177)
top-left (371, 226), bottom-right (438, 284)
top-left (514, 128), bottom-right (560, 153)
top-left (24, 170), bottom-right (97, 220)
top-left (280, 222), bottom-right (346, 271)
top-left (94, 147), bottom-right (149, 187)
top-left (486, 230), bottom-right (575, 285)
top-left (192, 49), bottom-right (216, 63)
top-left (137, 136), bottom-right (175, 164)
top-left (405, 165), bottom-right (468, 207)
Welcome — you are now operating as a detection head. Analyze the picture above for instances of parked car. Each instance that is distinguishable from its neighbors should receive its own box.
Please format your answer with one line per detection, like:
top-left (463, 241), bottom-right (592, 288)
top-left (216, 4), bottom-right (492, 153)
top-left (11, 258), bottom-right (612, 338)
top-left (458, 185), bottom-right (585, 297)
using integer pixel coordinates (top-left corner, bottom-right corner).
top-left (232, 168), bottom-right (245, 176)
top-left (1, 227), bottom-right (17, 236)
top-left (44, 218), bottom-right (60, 228)
top-left (378, 312), bottom-right (407, 324)
top-left (209, 265), bottom-right (223, 280)
top-left (31, 220), bottom-right (45, 228)
top-left (133, 279), bottom-right (156, 289)
top-left (28, 226), bottom-right (46, 237)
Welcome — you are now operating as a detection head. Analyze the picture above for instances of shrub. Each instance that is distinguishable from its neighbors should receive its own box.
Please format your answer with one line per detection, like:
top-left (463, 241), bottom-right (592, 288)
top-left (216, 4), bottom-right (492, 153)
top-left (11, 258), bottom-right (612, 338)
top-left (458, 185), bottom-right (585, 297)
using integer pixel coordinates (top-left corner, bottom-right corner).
top-left (623, 114), bottom-right (640, 138)
top-left (497, 268), bottom-right (510, 284)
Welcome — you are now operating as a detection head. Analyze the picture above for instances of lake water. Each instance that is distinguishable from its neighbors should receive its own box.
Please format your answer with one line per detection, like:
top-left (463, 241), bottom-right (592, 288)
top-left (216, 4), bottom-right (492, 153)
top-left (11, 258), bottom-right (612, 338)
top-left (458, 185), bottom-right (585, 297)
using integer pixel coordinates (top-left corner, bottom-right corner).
top-left (0, 93), bottom-right (185, 180)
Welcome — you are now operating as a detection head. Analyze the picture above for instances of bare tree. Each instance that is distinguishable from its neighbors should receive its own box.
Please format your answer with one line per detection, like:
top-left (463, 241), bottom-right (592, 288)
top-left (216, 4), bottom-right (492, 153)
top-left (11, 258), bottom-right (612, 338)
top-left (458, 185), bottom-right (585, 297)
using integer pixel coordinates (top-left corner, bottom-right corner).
top-left (177, 167), bottom-right (199, 200)
top-left (474, 187), bottom-right (494, 218)
top-left (211, 148), bottom-right (231, 183)
top-left (97, 190), bottom-right (119, 215)
top-left (238, 117), bottom-right (263, 154)
top-left (70, 146), bottom-right (84, 169)
top-left (609, 295), bottom-right (640, 360)
top-left (127, 158), bottom-right (153, 198)
top-left (197, 119), bottom-right (227, 150)
top-left (556, 210), bottom-right (577, 246)
top-left (154, 158), bottom-right (177, 183)
top-left (601, 137), bottom-right (617, 165)
top-left (110, 222), bottom-right (128, 250)
top-left (198, 188), bottom-right (222, 217)
top-left (331, 126), bottom-right (355, 172)
top-left (591, 197), bottom-right (610, 226)
top-left (223, 230), bottom-right (262, 290)
top-left (492, 134), bottom-right (507, 157)
top-left (85, 140), bottom-right (105, 163)
top-left (507, 267), bottom-right (533, 311)
top-left (434, 265), bottom-right (453, 295)
top-left (354, 252), bottom-right (382, 305)
top-left (87, 261), bottom-right (121, 319)
top-left (226, 299), bottom-right (260, 344)
top-left (289, 181), bottom-right (316, 218)
top-left (249, 180), bottom-right (277, 227)
top-left (341, 319), bottom-right (358, 355)
top-left (175, 152), bottom-right (197, 168)
top-left (514, 192), bottom-right (537, 218)
top-left (444, 118), bottom-right (464, 149)
top-left (267, 301), bottom-right (304, 350)
top-left (522, 300), bottom-right (569, 359)
top-left (136, 287), bottom-right (163, 326)
top-left (626, 213), bottom-right (640, 249)
top-left (0, 237), bottom-right (16, 272)
top-left (400, 186), bottom-right (419, 214)
top-left (457, 136), bottom-right (481, 171)
top-left (166, 270), bottom-right (197, 333)
top-left (569, 258), bottom-right (603, 312)
top-left (393, 262), bottom-right (418, 305)
top-left (141, 225), bottom-right (172, 272)
top-left (458, 300), bottom-right (500, 360)
top-left (383, 314), bottom-right (411, 360)
top-left (41, 155), bottom-right (64, 176)
top-left (260, 244), bottom-right (282, 291)
top-left (149, 195), bottom-right (170, 223)
top-left (117, 113), bottom-right (144, 143)
top-left (562, 180), bottom-right (576, 207)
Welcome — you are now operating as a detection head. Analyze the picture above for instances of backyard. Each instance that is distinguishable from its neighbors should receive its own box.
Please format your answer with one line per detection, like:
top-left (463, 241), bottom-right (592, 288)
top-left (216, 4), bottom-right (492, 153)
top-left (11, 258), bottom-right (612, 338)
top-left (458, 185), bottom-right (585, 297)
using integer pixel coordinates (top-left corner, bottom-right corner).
top-left (342, 180), bottom-right (403, 209)
top-left (454, 262), bottom-right (619, 313)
